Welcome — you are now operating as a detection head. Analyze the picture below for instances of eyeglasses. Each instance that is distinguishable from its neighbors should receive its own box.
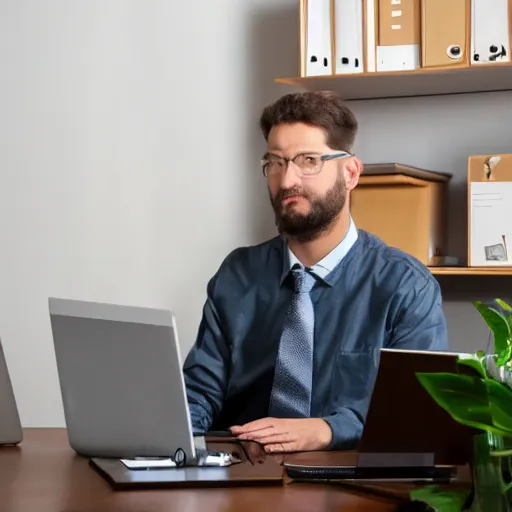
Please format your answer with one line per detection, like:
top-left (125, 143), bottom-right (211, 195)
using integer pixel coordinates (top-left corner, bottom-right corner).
top-left (260, 152), bottom-right (352, 178)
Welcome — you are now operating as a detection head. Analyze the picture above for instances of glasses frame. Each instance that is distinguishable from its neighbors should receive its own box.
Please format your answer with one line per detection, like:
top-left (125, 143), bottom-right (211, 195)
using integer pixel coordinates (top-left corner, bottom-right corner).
top-left (260, 151), bottom-right (352, 178)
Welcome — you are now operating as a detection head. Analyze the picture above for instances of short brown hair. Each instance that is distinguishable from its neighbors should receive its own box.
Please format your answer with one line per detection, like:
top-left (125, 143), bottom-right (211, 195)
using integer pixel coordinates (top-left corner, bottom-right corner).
top-left (259, 90), bottom-right (358, 152)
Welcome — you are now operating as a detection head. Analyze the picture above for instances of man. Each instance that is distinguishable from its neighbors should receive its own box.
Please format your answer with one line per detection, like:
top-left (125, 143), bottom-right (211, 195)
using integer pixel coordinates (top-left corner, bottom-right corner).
top-left (183, 90), bottom-right (448, 453)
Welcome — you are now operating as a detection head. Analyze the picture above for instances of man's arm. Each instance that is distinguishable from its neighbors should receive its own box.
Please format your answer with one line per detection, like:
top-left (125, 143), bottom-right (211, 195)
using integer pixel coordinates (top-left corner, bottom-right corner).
top-left (322, 273), bottom-right (449, 450)
top-left (387, 272), bottom-right (448, 351)
top-left (183, 274), bottom-right (231, 433)
top-left (322, 407), bottom-right (365, 450)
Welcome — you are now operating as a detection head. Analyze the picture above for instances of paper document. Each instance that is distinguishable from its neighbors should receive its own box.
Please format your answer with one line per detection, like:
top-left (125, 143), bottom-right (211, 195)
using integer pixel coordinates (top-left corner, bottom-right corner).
top-left (470, 181), bottom-right (512, 266)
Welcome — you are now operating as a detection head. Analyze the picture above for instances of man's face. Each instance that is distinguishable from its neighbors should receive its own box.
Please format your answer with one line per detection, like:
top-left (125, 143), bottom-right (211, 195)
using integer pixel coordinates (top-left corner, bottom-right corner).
top-left (265, 123), bottom-right (348, 242)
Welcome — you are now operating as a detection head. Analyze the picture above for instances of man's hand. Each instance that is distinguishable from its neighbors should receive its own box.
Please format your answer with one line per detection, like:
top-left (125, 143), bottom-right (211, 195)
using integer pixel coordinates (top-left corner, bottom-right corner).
top-left (230, 418), bottom-right (333, 453)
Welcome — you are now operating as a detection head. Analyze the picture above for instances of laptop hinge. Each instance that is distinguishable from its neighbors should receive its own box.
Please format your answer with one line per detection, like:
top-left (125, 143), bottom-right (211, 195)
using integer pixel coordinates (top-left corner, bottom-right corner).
top-left (358, 452), bottom-right (435, 468)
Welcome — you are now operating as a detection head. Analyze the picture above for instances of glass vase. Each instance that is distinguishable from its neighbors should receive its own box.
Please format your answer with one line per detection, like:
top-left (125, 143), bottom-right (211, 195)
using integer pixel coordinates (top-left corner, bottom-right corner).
top-left (471, 432), bottom-right (512, 512)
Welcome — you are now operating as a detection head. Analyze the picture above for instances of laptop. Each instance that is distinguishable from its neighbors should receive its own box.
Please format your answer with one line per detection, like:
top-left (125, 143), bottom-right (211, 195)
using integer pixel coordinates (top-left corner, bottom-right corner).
top-left (0, 338), bottom-right (23, 446)
top-left (49, 297), bottom-right (237, 467)
top-left (285, 348), bottom-right (477, 482)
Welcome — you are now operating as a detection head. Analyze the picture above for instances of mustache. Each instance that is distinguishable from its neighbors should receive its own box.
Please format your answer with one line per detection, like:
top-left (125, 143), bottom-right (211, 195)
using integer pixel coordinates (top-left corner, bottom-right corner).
top-left (275, 187), bottom-right (309, 202)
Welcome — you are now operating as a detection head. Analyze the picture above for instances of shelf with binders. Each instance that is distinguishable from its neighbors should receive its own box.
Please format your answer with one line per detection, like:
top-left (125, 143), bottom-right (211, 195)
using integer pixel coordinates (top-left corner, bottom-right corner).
top-left (274, 62), bottom-right (512, 101)
top-left (289, 0), bottom-right (512, 101)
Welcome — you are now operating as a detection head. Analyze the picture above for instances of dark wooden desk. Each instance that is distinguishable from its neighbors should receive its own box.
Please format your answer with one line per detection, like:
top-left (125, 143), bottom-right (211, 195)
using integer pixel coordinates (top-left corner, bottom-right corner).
top-left (0, 429), bottom-right (404, 512)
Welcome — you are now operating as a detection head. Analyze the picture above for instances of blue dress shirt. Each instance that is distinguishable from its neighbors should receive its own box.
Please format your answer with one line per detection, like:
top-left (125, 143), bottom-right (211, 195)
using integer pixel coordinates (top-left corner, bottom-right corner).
top-left (288, 217), bottom-right (358, 278)
top-left (183, 227), bottom-right (448, 449)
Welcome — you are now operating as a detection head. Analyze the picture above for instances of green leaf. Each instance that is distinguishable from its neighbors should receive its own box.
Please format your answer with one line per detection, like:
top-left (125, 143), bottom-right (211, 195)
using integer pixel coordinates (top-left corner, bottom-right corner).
top-left (410, 485), bottom-right (471, 512)
top-left (457, 353), bottom-right (487, 379)
top-left (487, 379), bottom-right (512, 433)
top-left (495, 298), bottom-right (512, 312)
top-left (496, 343), bottom-right (512, 367)
top-left (474, 301), bottom-right (511, 355)
top-left (416, 373), bottom-right (512, 437)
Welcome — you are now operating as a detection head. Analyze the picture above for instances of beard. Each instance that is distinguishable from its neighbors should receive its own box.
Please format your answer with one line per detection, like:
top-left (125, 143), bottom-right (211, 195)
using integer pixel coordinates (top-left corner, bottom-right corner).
top-left (269, 175), bottom-right (347, 243)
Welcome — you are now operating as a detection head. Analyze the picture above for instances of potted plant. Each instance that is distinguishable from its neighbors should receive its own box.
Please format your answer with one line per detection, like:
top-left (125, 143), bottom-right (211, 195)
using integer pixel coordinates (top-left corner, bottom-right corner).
top-left (412, 298), bottom-right (512, 511)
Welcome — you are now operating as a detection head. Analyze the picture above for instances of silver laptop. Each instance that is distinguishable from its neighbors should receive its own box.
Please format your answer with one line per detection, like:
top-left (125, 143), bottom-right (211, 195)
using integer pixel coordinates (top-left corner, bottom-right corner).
top-left (49, 297), bottom-right (207, 464)
top-left (0, 338), bottom-right (23, 445)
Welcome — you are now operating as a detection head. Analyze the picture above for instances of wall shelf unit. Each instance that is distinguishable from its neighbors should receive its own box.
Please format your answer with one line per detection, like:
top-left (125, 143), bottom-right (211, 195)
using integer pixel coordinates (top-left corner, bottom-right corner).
top-left (429, 267), bottom-right (512, 276)
top-left (275, 62), bottom-right (512, 101)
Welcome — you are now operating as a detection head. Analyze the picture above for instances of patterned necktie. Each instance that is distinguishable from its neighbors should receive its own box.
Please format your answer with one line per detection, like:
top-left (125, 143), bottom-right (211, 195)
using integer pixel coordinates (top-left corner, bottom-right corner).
top-left (269, 265), bottom-right (316, 418)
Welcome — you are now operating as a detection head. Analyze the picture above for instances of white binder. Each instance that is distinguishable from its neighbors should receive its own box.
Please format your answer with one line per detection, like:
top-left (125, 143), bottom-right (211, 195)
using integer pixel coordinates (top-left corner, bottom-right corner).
top-left (306, 0), bottom-right (333, 76)
top-left (334, 0), bottom-right (364, 74)
top-left (376, 45), bottom-right (421, 71)
top-left (471, 0), bottom-right (511, 64)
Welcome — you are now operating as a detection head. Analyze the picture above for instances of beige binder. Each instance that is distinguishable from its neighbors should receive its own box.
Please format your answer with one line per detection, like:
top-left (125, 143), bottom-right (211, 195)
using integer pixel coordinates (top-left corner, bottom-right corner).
top-left (422, 0), bottom-right (469, 67)
top-left (377, 0), bottom-right (421, 71)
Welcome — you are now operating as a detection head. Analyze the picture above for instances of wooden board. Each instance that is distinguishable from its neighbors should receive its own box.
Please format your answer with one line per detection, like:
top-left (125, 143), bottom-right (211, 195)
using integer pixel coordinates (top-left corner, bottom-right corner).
top-left (275, 62), bottom-right (512, 100)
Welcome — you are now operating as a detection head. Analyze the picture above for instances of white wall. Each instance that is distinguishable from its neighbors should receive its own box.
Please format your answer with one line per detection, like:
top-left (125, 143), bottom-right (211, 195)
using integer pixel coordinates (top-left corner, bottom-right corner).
top-left (2, 0), bottom-right (511, 427)
top-left (1, 0), bottom-right (298, 427)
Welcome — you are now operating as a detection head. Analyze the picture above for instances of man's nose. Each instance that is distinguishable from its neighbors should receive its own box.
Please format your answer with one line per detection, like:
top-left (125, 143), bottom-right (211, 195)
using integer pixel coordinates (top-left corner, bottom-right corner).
top-left (280, 162), bottom-right (302, 189)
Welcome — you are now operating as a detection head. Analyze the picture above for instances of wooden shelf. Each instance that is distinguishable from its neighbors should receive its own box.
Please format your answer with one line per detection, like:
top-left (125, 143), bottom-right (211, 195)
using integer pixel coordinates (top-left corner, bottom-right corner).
top-left (275, 62), bottom-right (512, 101)
top-left (429, 267), bottom-right (512, 276)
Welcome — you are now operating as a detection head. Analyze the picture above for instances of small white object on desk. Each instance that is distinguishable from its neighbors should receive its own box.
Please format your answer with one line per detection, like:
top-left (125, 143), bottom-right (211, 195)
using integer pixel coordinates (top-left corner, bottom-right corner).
top-left (120, 458), bottom-right (177, 470)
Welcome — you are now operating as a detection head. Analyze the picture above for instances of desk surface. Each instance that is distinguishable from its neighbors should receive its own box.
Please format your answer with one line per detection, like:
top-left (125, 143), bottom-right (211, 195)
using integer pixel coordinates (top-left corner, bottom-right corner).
top-left (0, 429), bottom-right (404, 512)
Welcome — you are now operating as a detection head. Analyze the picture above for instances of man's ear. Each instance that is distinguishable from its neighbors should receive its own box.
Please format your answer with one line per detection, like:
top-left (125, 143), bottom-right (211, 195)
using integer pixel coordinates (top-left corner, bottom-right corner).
top-left (343, 156), bottom-right (363, 191)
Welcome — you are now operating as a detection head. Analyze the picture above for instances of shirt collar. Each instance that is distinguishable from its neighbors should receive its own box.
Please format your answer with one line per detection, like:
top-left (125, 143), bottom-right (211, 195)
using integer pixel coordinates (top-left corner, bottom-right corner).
top-left (280, 217), bottom-right (359, 285)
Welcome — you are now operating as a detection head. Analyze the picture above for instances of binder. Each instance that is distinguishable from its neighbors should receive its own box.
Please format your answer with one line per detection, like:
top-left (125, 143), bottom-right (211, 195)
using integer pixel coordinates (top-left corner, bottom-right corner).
top-left (421, 0), bottom-right (469, 68)
top-left (376, 0), bottom-right (421, 71)
top-left (334, 0), bottom-right (364, 74)
top-left (304, 0), bottom-right (334, 76)
top-left (363, 0), bottom-right (378, 71)
top-left (471, 0), bottom-right (511, 65)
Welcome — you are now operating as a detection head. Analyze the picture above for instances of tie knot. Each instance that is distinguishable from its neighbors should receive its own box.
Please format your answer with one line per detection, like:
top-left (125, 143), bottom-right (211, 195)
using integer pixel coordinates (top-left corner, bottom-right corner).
top-left (292, 267), bottom-right (316, 293)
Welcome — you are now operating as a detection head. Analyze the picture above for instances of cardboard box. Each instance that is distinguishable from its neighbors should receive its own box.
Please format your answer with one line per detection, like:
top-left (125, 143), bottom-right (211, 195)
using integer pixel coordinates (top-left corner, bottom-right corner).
top-left (351, 163), bottom-right (451, 266)
top-left (468, 154), bottom-right (512, 267)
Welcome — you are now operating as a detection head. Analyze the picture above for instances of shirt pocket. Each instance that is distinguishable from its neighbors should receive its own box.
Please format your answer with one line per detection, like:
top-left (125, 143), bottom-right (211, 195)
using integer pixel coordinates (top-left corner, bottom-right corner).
top-left (328, 348), bottom-right (379, 414)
